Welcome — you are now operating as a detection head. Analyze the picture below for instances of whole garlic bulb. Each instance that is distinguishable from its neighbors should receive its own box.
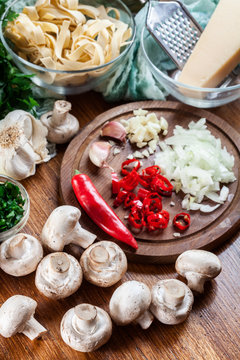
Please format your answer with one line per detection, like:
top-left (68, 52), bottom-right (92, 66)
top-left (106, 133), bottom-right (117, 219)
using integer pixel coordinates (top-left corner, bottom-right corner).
top-left (0, 110), bottom-right (50, 180)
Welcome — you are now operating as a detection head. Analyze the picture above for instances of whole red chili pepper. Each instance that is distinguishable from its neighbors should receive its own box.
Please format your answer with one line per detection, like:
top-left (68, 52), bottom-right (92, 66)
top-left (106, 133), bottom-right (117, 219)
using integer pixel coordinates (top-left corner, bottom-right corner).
top-left (150, 174), bottom-right (173, 196)
top-left (173, 212), bottom-right (190, 231)
top-left (72, 171), bottom-right (138, 249)
top-left (121, 159), bottom-right (140, 176)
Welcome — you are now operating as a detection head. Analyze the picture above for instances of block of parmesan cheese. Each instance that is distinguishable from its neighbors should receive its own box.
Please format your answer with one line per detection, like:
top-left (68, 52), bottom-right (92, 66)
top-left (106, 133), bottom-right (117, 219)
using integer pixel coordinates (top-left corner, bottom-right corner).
top-left (178, 0), bottom-right (240, 88)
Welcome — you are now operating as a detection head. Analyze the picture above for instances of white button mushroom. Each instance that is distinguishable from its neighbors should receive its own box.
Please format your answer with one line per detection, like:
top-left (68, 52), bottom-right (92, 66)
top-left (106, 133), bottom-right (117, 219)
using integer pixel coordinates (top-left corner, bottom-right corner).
top-left (35, 252), bottom-right (83, 299)
top-left (41, 205), bottom-right (97, 252)
top-left (150, 279), bottom-right (194, 325)
top-left (60, 303), bottom-right (112, 352)
top-left (109, 280), bottom-right (154, 329)
top-left (0, 233), bottom-right (43, 277)
top-left (40, 100), bottom-right (79, 144)
top-left (0, 110), bottom-right (50, 180)
top-left (80, 241), bottom-right (127, 287)
top-left (0, 295), bottom-right (47, 340)
top-left (175, 250), bottom-right (222, 294)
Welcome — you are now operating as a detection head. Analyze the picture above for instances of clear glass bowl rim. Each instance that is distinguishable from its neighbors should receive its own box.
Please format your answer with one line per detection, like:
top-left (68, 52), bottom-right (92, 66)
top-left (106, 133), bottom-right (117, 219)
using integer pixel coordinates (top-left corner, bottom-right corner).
top-left (141, 27), bottom-right (240, 94)
top-left (0, 0), bottom-right (136, 74)
top-left (0, 175), bottom-right (30, 238)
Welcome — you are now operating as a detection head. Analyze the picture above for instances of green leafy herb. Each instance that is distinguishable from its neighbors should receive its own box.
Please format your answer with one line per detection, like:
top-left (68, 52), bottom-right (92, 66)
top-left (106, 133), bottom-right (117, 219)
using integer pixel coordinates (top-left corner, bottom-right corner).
top-left (0, 0), bottom-right (39, 117)
top-left (0, 181), bottom-right (25, 232)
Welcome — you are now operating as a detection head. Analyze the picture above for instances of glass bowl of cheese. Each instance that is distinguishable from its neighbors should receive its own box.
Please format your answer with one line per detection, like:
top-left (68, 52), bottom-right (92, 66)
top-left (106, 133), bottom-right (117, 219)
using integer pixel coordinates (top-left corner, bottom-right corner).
top-left (141, 24), bottom-right (240, 108)
top-left (0, 0), bottom-right (136, 95)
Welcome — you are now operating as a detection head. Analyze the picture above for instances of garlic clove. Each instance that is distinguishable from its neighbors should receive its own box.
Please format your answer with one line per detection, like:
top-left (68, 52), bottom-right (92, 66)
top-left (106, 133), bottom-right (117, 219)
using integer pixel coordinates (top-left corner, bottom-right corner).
top-left (100, 121), bottom-right (126, 142)
top-left (89, 141), bottom-right (112, 168)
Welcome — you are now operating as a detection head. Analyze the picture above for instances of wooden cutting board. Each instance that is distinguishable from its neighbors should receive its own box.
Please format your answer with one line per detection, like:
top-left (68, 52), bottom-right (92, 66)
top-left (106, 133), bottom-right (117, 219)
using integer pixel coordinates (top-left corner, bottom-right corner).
top-left (60, 101), bottom-right (240, 263)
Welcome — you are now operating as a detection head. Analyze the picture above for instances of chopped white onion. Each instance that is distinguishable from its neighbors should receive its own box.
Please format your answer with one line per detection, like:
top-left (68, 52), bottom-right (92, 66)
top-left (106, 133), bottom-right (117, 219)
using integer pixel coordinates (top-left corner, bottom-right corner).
top-left (155, 118), bottom-right (236, 212)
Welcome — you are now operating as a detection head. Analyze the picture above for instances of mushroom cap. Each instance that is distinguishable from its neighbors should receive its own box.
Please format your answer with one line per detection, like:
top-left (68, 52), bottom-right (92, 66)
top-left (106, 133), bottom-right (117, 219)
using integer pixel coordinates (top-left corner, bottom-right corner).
top-left (0, 295), bottom-right (37, 337)
top-left (175, 250), bottom-right (222, 293)
top-left (60, 303), bottom-right (112, 352)
top-left (109, 280), bottom-right (151, 326)
top-left (0, 233), bottom-right (43, 277)
top-left (80, 241), bottom-right (127, 287)
top-left (41, 205), bottom-right (81, 251)
top-left (150, 279), bottom-right (194, 325)
top-left (35, 252), bottom-right (82, 299)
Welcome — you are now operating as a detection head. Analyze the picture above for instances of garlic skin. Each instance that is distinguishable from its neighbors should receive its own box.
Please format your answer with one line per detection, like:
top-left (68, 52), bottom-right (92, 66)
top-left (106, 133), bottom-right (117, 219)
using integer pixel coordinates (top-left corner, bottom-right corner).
top-left (100, 121), bottom-right (126, 142)
top-left (0, 110), bottom-right (50, 180)
top-left (89, 141), bottom-right (112, 168)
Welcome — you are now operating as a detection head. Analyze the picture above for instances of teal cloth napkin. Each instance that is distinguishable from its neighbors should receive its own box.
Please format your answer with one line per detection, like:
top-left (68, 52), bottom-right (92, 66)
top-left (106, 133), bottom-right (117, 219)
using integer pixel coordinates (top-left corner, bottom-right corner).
top-left (99, 0), bottom-right (220, 102)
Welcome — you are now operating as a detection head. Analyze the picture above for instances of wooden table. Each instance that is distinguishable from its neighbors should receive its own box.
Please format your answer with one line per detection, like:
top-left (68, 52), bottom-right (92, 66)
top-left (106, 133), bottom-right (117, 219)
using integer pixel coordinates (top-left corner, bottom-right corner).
top-left (0, 92), bottom-right (239, 360)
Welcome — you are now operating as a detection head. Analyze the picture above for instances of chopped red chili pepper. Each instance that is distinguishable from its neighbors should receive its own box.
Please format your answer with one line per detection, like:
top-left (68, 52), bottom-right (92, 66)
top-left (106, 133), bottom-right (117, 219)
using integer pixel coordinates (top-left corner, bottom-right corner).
top-left (137, 188), bottom-right (150, 202)
top-left (150, 174), bottom-right (173, 196)
top-left (113, 190), bottom-right (129, 208)
top-left (161, 209), bottom-right (170, 222)
top-left (119, 169), bottom-right (139, 192)
top-left (173, 212), bottom-right (190, 231)
top-left (130, 198), bottom-right (143, 209)
top-left (138, 177), bottom-right (151, 188)
top-left (141, 165), bottom-right (161, 179)
top-left (138, 166), bottom-right (161, 188)
top-left (121, 159), bottom-right (141, 176)
top-left (146, 212), bottom-right (168, 231)
top-left (111, 171), bottom-right (120, 195)
top-left (124, 192), bottom-right (137, 208)
top-left (143, 197), bottom-right (162, 216)
top-left (128, 205), bottom-right (144, 229)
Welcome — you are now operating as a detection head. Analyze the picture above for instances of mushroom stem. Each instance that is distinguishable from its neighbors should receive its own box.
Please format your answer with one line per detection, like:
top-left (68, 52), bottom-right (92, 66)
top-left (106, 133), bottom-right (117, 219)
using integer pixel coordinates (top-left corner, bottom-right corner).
top-left (185, 272), bottom-right (206, 294)
top-left (73, 304), bottom-right (97, 335)
top-left (22, 316), bottom-right (47, 340)
top-left (7, 234), bottom-right (26, 259)
top-left (135, 310), bottom-right (154, 330)
top-left (49, 101), bottom-right (72, 127)
top-left (163, 281), bottom-right (185, 307)
top-left (89, 246), bottom-right (109, 270)
top-left (70, 222), bottom-right (96, 249)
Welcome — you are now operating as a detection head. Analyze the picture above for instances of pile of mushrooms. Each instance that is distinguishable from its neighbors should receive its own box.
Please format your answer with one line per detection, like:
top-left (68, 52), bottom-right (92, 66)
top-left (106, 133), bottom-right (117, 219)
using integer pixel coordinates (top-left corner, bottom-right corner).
top-left (0, 202), bottom-right (223, 353)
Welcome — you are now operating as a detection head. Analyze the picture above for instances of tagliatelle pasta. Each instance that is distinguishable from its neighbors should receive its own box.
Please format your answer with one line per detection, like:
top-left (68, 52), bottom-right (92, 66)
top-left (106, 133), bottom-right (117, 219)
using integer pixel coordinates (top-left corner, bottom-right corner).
top-left (5, 0), bottom-right (132, 85)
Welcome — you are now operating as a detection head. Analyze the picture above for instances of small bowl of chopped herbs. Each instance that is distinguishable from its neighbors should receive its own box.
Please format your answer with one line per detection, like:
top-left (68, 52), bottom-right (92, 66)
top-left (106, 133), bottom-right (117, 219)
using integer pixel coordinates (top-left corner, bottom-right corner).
top-left (0, 175), bottom-right (30, 242)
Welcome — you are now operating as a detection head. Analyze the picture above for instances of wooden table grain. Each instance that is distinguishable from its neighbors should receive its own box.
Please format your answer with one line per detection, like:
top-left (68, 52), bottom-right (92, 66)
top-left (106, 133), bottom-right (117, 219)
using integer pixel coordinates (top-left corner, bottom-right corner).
top-left (0, 92), bottom-right (239, 360)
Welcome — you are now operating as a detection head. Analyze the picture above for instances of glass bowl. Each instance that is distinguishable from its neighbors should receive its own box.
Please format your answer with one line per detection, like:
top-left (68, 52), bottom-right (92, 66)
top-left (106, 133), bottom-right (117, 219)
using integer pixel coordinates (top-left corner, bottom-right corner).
top-left (0, 0), bottom-right (136, 95)
top-left (0, 175), bottom-right (30, 243)
top-left (141, 27), bottom-right (240, 108)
